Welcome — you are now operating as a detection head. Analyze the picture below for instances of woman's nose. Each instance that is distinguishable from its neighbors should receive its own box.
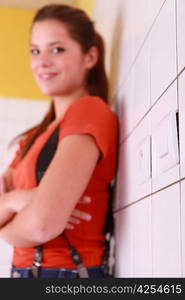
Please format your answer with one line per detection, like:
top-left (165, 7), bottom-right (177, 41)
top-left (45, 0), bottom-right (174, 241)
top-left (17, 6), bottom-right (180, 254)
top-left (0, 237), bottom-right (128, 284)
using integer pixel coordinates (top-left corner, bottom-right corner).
top-left (38, 53), bottom-right (53, 68)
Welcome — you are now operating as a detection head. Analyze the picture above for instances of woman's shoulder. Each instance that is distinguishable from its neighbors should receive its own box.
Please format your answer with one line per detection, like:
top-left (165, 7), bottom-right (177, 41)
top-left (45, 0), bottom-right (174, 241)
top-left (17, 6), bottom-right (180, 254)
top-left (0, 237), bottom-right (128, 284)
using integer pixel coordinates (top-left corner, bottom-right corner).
top-left (66, 95), bottom-right (117, 123)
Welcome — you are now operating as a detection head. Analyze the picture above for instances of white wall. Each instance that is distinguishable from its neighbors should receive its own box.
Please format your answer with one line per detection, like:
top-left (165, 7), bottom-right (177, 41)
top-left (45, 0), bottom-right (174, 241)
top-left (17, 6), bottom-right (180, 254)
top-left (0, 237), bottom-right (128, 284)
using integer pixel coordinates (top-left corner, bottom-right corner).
top-left (93, 0), bottom-right (185, 277)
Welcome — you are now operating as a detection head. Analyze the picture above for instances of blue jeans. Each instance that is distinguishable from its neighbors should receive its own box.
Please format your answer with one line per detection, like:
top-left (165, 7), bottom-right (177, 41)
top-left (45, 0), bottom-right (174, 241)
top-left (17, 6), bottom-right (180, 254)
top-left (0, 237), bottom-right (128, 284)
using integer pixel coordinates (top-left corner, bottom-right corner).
top-left (11, 265), bottom-right (110, 278)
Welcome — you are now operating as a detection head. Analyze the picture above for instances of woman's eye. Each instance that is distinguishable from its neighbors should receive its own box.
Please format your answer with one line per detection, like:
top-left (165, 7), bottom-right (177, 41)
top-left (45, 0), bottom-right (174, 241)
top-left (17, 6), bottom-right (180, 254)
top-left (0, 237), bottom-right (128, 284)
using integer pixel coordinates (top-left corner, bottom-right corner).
top-left (30, 48), bottom-right (40, 55)
top-left (52, 47), bottom-right (65, 54)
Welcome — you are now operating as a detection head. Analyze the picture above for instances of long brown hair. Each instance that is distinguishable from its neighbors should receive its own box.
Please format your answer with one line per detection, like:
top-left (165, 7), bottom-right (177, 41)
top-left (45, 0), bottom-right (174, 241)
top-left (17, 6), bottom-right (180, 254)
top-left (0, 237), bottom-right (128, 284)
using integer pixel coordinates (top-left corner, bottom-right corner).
top-left (14, 4), bottom-right (109, 160)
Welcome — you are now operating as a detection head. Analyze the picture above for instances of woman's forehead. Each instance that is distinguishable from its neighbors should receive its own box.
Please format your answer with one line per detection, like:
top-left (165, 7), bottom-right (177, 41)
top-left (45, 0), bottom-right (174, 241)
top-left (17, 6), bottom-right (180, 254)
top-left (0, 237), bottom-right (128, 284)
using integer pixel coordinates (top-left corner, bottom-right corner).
top-left (31, 20), bottom-right (70, 36)
top-left (30, 20), bottom-right (72, 44)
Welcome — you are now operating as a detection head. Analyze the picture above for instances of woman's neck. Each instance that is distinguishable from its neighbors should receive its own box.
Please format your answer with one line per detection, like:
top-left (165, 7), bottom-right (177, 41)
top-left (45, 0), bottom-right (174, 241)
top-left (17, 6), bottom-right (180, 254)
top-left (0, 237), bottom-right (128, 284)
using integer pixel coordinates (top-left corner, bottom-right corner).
top-left (53, 89), bottom-right (89, 121)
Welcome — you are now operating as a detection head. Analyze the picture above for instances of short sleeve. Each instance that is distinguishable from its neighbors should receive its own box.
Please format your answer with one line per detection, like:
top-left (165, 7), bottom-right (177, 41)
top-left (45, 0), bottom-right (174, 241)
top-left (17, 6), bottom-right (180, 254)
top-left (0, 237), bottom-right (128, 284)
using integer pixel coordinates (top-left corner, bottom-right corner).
top-left (59, 97), bottom-right (118, 160)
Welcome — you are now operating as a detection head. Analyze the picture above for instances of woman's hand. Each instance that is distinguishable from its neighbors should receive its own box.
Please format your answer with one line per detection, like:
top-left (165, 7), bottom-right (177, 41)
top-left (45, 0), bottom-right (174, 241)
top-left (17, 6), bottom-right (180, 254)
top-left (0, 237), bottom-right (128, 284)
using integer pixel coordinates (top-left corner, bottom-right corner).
top-left (5, 188), bottom-right (37, 213)
top-left (0, 192), bottom-right (16, 228)
top-left (65, 196), bottom-right (92, 230)
top-left (0, 168), bottom-right (14, 196)
top-left (0, 176), bottom-right (8, 196)
top-left (0, 188), bottom-right (37, 228)
top-left (0, 172), bottom-right (16, 228)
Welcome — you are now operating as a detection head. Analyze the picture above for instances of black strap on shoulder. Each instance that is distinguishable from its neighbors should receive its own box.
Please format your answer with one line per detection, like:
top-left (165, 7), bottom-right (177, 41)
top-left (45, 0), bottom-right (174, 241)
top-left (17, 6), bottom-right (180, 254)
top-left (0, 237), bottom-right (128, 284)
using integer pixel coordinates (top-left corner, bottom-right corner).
top-left (32, 125), bottom-right (89, 278)
top-left (36, 126), bottom-right (60, 185)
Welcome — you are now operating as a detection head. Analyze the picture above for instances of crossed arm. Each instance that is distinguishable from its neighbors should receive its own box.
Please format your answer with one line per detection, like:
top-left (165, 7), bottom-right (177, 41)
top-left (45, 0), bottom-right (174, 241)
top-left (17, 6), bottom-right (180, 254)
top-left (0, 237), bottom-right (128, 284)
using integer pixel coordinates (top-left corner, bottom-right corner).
top-left (0, 133), bottom-right (99, 247)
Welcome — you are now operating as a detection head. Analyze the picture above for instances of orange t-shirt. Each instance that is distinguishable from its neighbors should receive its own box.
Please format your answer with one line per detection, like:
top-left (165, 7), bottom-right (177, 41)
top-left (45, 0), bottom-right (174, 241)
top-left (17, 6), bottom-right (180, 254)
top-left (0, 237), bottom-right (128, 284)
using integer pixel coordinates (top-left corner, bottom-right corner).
top-left (10, 96), bottom-right (118, 268)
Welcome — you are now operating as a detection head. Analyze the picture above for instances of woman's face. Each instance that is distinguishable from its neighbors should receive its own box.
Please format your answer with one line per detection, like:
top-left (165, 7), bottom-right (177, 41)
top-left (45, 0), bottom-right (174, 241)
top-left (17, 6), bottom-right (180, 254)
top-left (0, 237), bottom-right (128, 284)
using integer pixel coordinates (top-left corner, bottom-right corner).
top-left (30, 20), bottom-right (96, 97)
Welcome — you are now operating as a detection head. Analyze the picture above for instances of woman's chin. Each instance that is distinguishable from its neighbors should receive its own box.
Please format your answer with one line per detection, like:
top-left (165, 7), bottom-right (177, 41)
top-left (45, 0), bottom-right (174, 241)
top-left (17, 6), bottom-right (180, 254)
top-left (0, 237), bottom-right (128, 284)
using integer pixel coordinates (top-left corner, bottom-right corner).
top-left (39, 88), bottom-right (60, 97)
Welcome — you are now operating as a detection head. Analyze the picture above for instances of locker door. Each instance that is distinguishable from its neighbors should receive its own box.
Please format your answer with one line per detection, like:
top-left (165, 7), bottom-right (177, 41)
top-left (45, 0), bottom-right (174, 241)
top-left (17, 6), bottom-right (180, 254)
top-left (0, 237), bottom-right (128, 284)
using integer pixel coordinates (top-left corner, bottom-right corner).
top-left (152, 184), bottom-right (181, 277)
top-left (132, 198), bottom-right (152, 277)
top-left (114, 207), bottom-right (133, 277)
top-left (178, 71), bottom-right (185, 178)
top-left (150, 0), bottom-right (176, 104)
top-left (177, 0), bottom-right (185, 72)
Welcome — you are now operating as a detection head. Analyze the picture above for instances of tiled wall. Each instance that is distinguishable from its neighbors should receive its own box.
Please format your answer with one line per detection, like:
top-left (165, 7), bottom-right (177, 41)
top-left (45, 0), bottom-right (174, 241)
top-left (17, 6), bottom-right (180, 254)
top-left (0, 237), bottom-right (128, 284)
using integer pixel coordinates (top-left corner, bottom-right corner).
top-left (94, 0), bottom-right (185, 277)
top-left (0, 97), bottom-right (49, 277)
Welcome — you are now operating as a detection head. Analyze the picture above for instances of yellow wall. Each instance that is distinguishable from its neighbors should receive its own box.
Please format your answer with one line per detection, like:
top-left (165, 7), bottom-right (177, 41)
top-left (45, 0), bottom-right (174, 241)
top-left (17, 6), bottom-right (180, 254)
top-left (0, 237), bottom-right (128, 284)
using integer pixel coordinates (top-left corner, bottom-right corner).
top-left (0, 7), bottom-right (48, 100)
top-left (0, 1), bottom-right (94, 100)
top-left (74, 0), bottom-right (94, 16)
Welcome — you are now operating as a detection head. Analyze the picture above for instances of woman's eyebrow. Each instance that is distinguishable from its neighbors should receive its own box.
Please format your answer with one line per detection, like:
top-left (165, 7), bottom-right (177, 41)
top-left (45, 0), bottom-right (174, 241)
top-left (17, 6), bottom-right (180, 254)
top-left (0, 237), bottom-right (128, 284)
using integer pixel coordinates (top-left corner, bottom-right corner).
top-left (30, 41), bottom-right (66, 47)
top-left (50, 41), bottom-right (66, 45)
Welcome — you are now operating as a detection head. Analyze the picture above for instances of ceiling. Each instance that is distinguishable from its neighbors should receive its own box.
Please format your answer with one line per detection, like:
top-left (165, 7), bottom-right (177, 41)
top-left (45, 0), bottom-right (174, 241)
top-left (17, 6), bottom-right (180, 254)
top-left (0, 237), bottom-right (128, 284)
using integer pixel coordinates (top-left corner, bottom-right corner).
top-left (0, 0), bottom-right (74, 9)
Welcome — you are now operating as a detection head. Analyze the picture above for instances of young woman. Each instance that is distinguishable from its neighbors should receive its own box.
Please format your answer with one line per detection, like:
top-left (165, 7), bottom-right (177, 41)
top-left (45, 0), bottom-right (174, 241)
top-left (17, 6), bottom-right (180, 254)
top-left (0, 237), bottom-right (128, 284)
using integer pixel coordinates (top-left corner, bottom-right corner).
top-left (0, 4), bottom-right (118, 278)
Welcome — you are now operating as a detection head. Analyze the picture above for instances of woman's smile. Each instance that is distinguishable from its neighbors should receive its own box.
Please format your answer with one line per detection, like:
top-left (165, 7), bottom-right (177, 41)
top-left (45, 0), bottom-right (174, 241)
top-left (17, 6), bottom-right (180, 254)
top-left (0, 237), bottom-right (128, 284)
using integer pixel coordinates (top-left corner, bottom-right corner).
top-left (38, 72), bottom-right (58, 81)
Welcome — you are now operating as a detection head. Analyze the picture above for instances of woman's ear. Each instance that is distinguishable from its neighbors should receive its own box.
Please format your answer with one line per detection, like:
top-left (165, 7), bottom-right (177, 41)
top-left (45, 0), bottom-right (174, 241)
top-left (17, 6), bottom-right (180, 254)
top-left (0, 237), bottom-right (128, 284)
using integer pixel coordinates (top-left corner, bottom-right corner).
top-left (85, 46), bottom-right (99, 69)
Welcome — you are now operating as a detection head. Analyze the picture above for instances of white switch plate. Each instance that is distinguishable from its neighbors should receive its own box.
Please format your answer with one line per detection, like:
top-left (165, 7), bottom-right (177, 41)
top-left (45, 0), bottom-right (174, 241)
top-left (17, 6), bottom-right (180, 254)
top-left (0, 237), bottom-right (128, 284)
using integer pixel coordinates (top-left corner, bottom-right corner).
top-left (151, 82), bottom-right (179, 192)
top-left (153, 110), bottom-right (179, 174)
top-left (136, 135), bottom-right (151, 185)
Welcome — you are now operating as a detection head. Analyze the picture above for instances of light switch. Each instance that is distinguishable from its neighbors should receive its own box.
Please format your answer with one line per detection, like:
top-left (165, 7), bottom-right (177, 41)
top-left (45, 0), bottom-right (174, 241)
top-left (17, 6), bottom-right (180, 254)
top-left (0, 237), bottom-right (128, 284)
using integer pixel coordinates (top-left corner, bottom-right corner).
top-left (153, 110), bottom-right (179, 174)
top-left (134, 114), bottom-right (152, 200)
top-left (151, 82), bottom-right (179, 192)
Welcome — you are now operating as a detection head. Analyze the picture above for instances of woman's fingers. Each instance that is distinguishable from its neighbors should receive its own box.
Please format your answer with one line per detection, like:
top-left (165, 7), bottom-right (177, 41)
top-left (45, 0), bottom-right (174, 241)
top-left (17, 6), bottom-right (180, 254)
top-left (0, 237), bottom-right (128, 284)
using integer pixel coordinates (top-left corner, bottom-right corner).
top-left (78, 196), bottom-right (91, 204)
top-left (65, 208), bottom-right (92, 230)
top-left (65, 223), bottom-right (74, 230)
top-left (68, 216), bottom-right (80, 225)
top-left (65, 197), bottom-right (92, 230)
top-left (71, 208), bottom-right (91, 221)
top-left (65, 217), bottom-right (79, 230)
